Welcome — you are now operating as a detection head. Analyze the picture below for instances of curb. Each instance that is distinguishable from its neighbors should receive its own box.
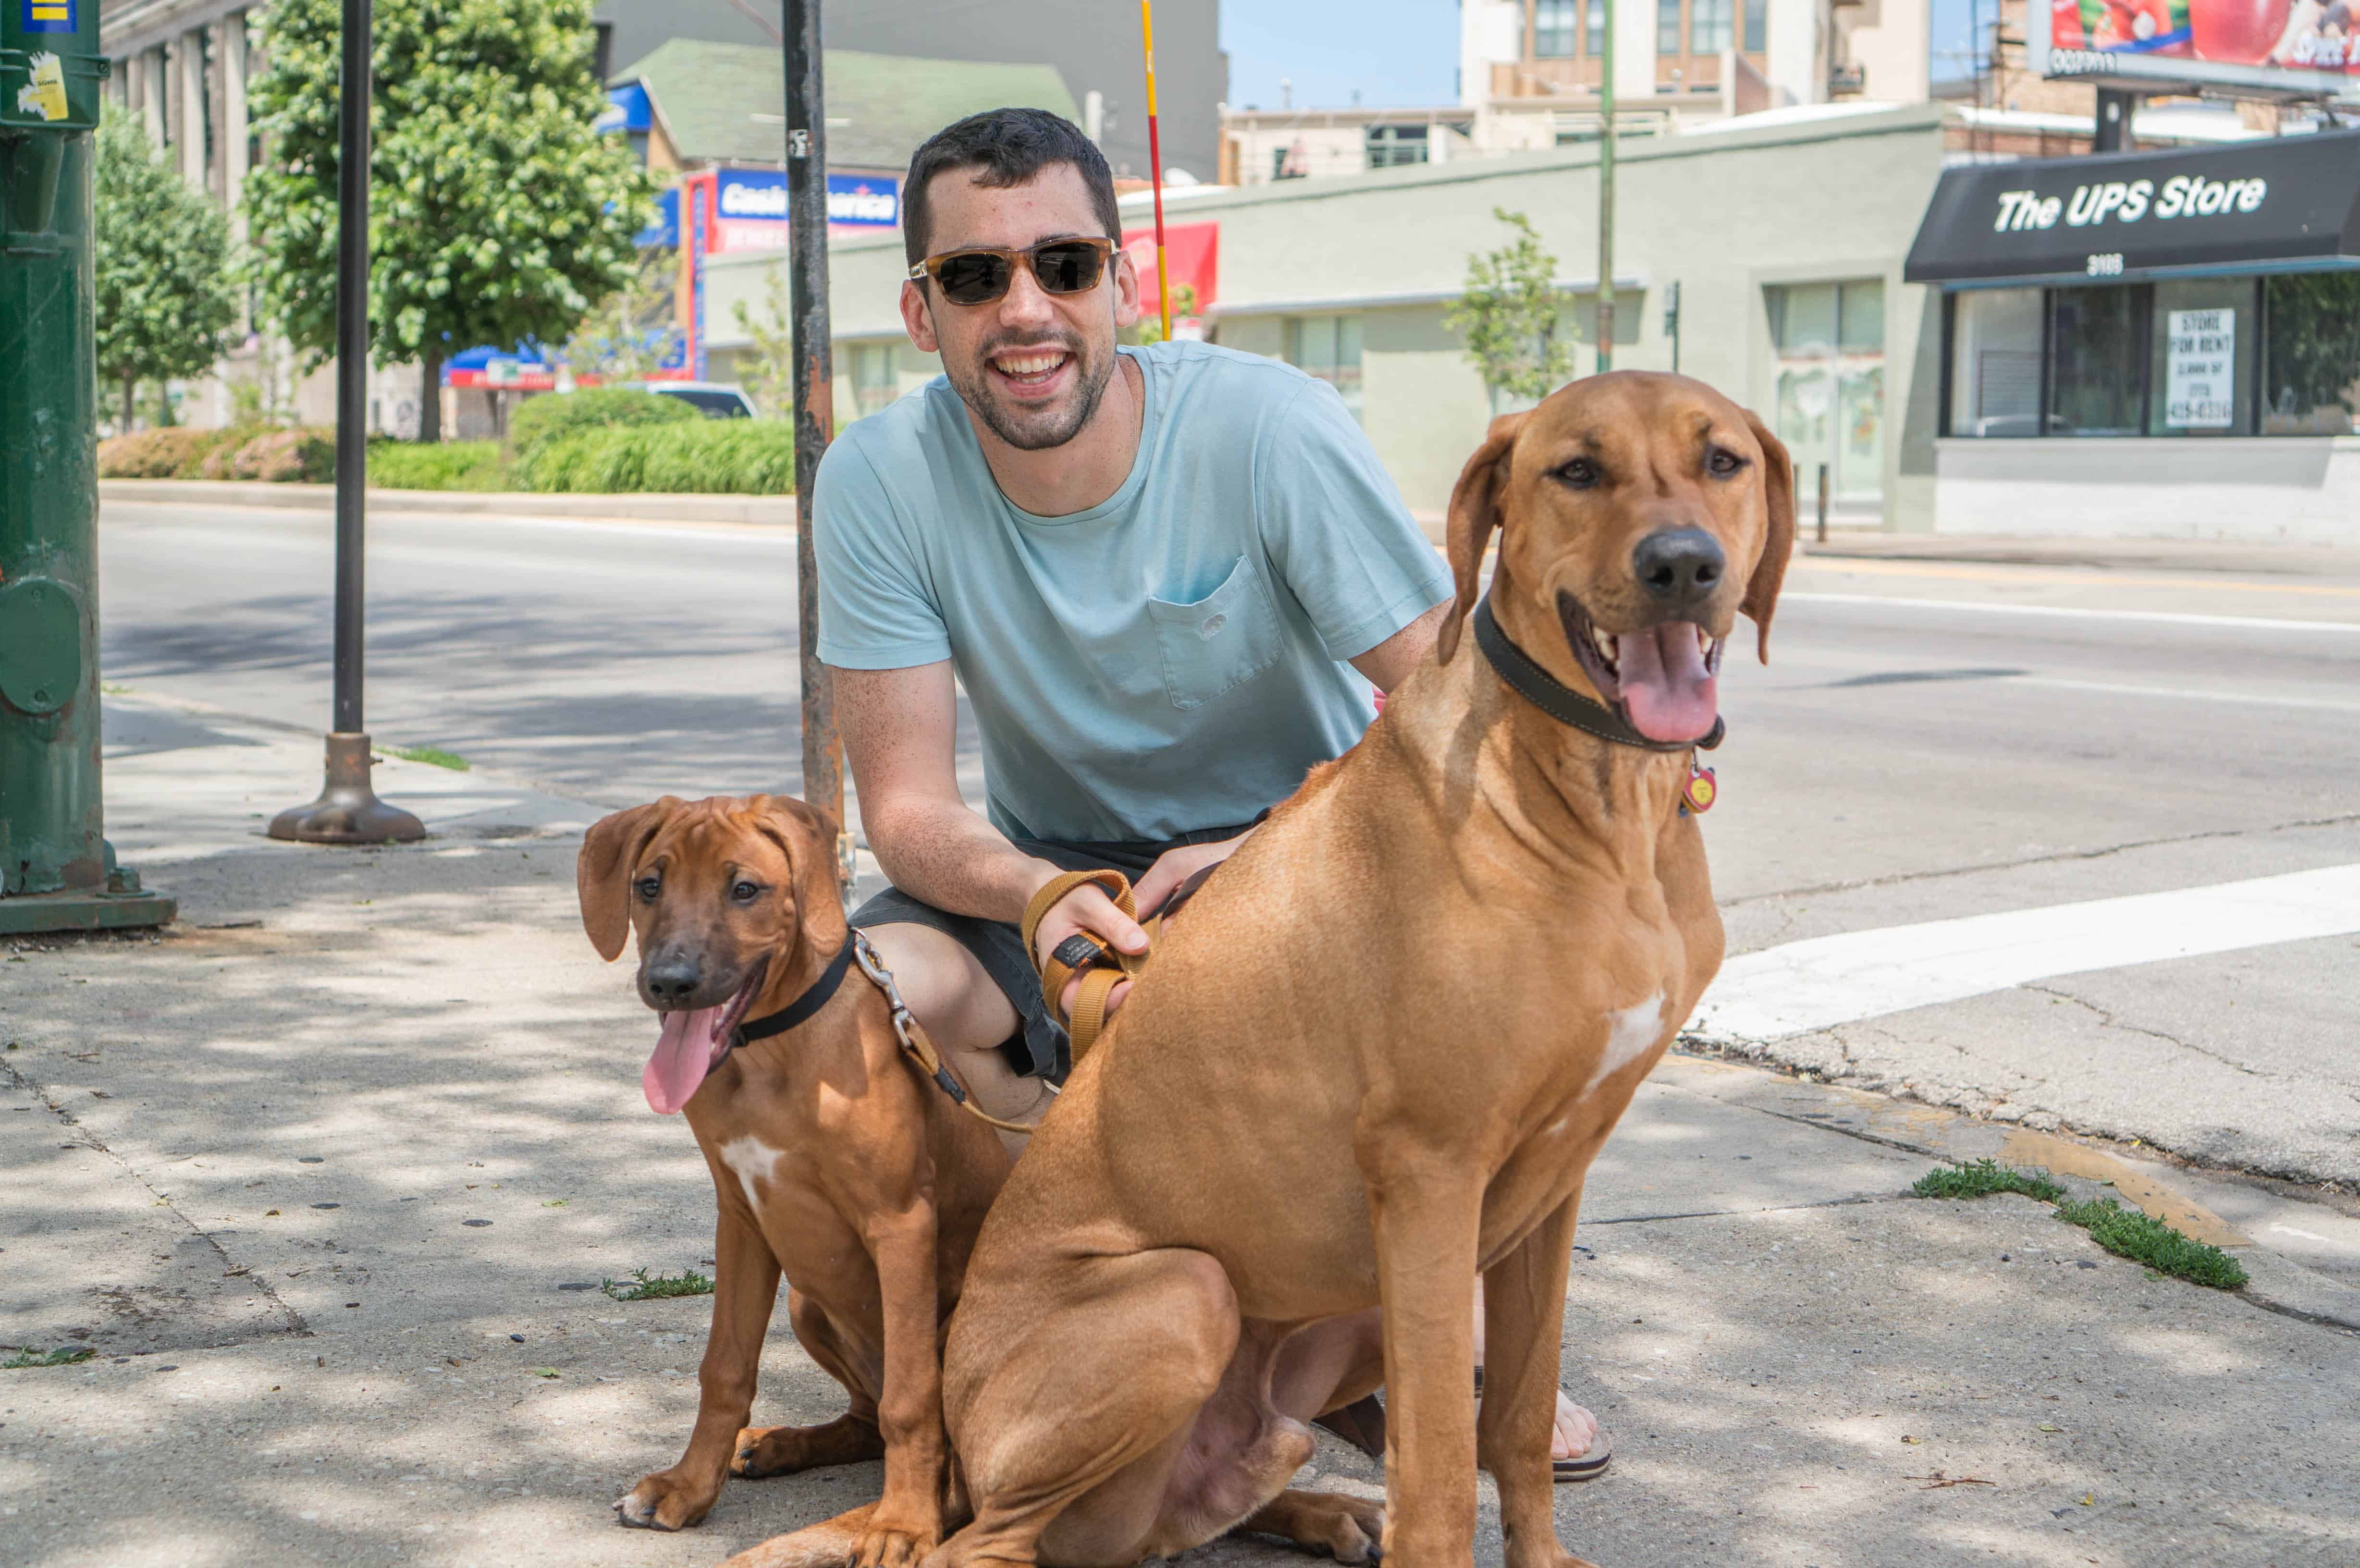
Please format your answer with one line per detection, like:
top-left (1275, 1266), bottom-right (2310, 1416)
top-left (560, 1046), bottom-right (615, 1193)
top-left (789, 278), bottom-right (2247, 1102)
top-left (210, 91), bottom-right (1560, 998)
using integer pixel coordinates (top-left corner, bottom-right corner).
top-left (99, 479), bottom-right (795, 527)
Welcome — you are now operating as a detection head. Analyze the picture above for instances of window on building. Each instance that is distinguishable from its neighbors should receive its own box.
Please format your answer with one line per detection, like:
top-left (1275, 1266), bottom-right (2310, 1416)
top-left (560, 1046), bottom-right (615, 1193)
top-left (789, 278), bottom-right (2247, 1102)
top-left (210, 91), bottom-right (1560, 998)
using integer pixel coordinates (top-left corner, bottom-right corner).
top-left (1365, 124), bottom-right (1429, 170)
top-left (1947, 272), bottom-right (2360, 439)
top-left (1535, 0), bottom-right (1578, 58)
top-left (1587, 0), bottom-right (1608, 56)
top-left (1768, 279), bottom-right (1887, 502)
top-left (2049, 286), bottom-right (2145, 436)
top-left (852, 343), bottom-right (898, 420)
top-left (1946, 289), bottom-right (2044, 437)
top-left (1659, 0), bottom-right (1685, 56)
top-left (1288, 315), bottom-right (1364, 424)
top-left (2262, 274), bottom-right (2360, 435)
top-left (1744, 0), bottom-right (1768, 51)
top-left (1692, 0), bottom-right (1734, 53)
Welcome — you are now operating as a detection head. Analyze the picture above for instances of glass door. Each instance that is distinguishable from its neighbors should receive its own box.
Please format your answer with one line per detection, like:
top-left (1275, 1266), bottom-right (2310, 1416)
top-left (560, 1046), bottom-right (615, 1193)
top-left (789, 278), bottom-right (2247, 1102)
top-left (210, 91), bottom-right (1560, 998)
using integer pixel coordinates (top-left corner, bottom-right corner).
top-left (1769, 280), bottom-right (1885, 503)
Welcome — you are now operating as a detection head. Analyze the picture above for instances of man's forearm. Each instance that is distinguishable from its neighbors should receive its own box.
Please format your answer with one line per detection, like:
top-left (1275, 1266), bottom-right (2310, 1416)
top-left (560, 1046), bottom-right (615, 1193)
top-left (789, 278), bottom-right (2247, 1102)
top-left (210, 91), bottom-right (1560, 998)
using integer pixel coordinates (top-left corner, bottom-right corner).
top-left (862, 795), bottom-right (1057, 925)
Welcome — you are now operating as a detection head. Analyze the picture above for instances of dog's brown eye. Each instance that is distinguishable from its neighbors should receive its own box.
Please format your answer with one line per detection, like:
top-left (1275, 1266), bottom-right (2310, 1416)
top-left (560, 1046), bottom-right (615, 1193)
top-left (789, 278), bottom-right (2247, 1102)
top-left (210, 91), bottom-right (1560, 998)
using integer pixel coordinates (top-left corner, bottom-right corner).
top-left (1707, 449), bottom-right (1745, 477)
top-left (1555, 458), bottom-right (1600, 489)
top-left (634, 876), bottom-right (661, 901)
top-left (731, 880), bottom-right (762, 903)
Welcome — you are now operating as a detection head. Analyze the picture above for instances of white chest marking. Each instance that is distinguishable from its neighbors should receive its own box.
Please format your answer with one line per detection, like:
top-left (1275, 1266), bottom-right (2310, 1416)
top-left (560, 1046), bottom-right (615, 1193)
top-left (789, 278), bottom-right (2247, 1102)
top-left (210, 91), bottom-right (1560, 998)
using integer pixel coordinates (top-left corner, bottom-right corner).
top-left (1586, 993), bottom-right (1666, 1093)
top-left (718, 1135), bottom-right (785, 1214)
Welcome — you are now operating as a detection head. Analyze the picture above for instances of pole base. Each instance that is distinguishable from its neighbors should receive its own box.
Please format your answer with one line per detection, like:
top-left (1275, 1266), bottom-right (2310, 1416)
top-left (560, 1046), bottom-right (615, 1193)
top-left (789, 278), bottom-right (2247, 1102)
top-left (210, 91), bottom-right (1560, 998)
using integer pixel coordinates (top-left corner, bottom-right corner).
top-left (0, 886), bottom-right (177, 936)
top-left (268, 732), bottom-right (426, 845)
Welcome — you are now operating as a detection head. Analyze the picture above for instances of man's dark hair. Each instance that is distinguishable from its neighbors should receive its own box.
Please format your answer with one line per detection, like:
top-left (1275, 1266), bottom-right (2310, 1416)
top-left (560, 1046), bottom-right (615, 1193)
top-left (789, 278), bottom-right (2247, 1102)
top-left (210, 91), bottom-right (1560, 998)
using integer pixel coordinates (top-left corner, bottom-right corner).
top-left (903, 108), bottom-right (1122, 273)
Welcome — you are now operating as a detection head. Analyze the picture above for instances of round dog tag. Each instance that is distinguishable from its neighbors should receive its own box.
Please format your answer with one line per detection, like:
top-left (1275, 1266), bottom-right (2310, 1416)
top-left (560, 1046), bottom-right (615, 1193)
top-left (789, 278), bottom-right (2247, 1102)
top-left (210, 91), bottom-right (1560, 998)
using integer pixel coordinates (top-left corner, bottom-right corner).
top-left (1682, 766), bottom-right (1717, 815)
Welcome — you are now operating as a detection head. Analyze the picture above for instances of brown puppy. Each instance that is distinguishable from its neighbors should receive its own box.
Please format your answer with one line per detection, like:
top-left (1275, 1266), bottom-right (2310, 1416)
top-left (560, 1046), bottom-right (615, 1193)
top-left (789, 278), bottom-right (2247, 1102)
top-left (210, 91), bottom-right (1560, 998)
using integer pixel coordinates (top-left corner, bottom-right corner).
top-left (578, 794), bottom-right (1011, 1566)
top-left (722, 371), bottom-right (1789, 1568)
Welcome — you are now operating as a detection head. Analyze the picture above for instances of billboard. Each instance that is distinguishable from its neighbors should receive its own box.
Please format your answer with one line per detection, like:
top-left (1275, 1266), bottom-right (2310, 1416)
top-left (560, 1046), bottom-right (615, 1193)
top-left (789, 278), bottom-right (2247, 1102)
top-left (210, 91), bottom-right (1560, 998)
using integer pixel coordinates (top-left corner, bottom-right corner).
top-left (2031, 0), bottom-right (2360, 97)
top-left (1120, 221), bottom-right (1220, 340)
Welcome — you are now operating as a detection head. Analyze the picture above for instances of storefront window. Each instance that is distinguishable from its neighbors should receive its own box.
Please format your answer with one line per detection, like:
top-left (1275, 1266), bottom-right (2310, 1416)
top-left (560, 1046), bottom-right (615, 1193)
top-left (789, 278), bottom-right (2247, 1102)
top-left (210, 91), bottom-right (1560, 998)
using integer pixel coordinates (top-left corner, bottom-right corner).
top-left (1743, 0), bottom-right (1767, 51)
top-left (1288, 315), bottom-right (1364, 424)
top-left (1947, 288), bottom-right (2043, 437)
top-left (2147, 279), bottom-right (2255, 437)
top-left (2049, 286), bottom-right (2145, 437)
top-left (1769, 279), bottom-right (1884, 502)
top-left (2262, 274), bottom-right (2360, 436)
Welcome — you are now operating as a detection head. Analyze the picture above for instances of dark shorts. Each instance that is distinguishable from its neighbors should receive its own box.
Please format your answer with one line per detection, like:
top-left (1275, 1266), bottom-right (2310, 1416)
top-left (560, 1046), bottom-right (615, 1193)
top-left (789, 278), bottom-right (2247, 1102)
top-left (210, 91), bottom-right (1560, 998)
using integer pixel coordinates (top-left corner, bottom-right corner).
top-left (850, 822), bottom-right (1257, 1083)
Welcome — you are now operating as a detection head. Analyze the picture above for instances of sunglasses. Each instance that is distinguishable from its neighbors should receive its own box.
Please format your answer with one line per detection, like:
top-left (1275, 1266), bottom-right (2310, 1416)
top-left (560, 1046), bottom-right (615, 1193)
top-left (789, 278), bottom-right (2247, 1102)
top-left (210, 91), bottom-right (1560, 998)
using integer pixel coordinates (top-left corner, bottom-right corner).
top-left (907, 237), bottom-right (1119, 306)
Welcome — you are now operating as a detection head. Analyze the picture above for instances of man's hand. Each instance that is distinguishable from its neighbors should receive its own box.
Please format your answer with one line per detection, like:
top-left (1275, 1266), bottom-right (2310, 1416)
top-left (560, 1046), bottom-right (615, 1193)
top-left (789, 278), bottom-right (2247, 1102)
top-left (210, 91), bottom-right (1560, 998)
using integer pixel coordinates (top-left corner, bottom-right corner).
top-left (1027, 831), bottom-right (1250, 1025)
top-left (1133, 832), bottom-right (1250, 917)
top-left (1028, 872), bottom-right (1149, 1025)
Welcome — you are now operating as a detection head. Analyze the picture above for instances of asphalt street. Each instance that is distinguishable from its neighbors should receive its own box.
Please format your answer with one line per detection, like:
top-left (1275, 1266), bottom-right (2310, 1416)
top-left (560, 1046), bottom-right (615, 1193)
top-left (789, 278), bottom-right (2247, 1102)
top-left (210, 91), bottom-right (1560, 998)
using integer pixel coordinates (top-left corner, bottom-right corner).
top-left (95, 500), bottom-right (2360, 1188)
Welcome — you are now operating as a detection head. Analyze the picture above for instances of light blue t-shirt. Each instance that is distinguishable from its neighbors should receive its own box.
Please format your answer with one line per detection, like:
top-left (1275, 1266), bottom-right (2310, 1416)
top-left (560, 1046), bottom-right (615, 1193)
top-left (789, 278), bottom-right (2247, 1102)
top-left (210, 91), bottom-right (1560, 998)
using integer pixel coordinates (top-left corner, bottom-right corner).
top-left (812, 341), bottom-right (1450, 844)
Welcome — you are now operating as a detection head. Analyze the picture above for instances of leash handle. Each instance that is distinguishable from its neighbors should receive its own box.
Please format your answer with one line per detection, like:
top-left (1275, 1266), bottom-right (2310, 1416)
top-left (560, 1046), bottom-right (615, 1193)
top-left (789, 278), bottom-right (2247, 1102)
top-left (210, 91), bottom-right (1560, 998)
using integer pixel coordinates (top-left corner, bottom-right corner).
top-left (1021, 868), bottom-right (1155, 1063)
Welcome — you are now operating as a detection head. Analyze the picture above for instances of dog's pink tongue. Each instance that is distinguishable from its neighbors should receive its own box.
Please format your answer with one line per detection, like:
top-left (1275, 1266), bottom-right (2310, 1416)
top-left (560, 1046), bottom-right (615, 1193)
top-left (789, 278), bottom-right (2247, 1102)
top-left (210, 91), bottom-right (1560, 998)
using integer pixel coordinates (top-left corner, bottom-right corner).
top-left (644, 1007), bottom-right (724, 1115)
top-left (1616, 623), bottom-right (1718, 743)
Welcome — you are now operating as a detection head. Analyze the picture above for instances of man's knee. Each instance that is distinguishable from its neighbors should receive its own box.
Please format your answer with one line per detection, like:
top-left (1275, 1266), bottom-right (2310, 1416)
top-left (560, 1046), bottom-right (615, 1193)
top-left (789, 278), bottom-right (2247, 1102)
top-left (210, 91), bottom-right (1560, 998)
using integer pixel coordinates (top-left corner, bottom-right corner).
top-left (859, 922), bottom-right (1021, 1055)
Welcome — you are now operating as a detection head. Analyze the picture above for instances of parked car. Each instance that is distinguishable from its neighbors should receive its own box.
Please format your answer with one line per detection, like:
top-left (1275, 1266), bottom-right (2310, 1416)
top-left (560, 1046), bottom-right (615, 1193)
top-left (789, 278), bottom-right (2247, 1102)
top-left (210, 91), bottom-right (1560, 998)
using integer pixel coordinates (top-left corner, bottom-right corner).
top-left (633, 381), bottom-right (759, 419)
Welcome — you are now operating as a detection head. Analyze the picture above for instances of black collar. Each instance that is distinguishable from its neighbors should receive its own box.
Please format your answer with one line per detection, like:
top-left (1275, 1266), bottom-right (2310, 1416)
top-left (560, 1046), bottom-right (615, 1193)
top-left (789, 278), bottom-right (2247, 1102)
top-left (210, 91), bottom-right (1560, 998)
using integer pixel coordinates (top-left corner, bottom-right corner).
top-left (1472, 595), bottom-right (1724, 754)
top-left (729, 936), bottom-right (857, 1054)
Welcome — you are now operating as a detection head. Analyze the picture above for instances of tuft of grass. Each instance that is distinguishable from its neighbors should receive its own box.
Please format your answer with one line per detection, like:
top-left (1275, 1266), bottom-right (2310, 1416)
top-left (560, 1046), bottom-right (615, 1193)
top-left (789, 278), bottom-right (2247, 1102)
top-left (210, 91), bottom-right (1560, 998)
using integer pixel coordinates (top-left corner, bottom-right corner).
top-left (2053, 1198), bottom-right (2249, 1290)
top-left (601, 1267), bottom-right (713, 1302)
top-left (381, 744), bottom-right (469, 772)
top-left (4, 1346), bottom-right (96, 1369)
top-left (367, 438), bottom-right (509, 492)
top-left (1911, 1159), bottom-right (2066, 1204)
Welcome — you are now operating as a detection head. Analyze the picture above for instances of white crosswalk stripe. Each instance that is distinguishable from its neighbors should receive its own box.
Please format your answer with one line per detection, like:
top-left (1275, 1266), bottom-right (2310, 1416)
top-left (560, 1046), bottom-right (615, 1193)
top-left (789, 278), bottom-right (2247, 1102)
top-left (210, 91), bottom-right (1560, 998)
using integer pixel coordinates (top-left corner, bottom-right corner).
top-left (1689, 863), bottom-right (2360, 1041)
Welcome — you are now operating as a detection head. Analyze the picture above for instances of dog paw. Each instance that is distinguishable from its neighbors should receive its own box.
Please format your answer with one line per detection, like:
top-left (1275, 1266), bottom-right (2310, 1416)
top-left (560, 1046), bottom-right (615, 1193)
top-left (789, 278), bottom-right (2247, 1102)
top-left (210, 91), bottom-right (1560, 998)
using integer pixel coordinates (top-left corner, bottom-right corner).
top-left (613, 1468), bottom-right (719, 1531)
top-left (851, 1518), bottom-right (939, 1568)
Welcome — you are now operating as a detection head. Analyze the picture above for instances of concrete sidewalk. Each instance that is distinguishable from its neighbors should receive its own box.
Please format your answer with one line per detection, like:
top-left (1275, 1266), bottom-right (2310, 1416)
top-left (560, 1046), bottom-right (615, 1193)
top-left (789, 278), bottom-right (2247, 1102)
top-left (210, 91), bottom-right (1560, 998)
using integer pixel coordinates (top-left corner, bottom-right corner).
top-left (4, 698), bottom-right (2357, 1568)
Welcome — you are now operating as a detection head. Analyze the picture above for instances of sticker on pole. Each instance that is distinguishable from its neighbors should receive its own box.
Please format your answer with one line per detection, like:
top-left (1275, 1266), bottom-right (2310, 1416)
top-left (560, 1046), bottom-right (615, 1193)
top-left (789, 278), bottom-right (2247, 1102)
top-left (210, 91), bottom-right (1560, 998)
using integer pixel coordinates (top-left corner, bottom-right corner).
top-left (16, 51), bottom-right (68, 122)
top-left (22, 1), bottom-right (77, 35)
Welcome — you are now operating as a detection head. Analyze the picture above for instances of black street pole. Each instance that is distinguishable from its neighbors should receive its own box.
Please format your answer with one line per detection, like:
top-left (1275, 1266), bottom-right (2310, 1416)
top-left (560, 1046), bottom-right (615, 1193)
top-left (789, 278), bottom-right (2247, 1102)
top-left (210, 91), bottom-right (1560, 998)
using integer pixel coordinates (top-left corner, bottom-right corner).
top-left (783, 0), bottom-right (848, 893)
top-left (270, 0), bottom-right (422, 845)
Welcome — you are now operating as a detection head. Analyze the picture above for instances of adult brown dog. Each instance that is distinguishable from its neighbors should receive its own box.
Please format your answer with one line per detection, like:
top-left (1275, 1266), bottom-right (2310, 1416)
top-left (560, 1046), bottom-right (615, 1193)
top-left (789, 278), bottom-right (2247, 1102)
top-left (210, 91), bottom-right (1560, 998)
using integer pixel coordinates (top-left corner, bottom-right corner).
top-left (578, 794), bottom-right (1012, 1564)
top-left (726, 371), bottom-right (1793, 1568)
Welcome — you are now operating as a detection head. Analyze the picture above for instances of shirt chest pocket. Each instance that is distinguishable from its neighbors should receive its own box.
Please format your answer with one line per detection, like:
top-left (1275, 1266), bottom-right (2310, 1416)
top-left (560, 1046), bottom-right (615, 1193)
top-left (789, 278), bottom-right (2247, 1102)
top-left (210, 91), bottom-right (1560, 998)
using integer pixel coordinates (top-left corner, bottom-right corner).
top-left (1144, 556), bottom-right (1285, 711)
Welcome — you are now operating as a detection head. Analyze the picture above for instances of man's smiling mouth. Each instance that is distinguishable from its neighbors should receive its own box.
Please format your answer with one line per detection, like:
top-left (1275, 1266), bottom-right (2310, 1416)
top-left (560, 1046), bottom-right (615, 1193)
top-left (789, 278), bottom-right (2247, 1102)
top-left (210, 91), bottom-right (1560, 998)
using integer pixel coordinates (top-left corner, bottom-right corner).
top-left (990, 348), bottom-right (1071, 387)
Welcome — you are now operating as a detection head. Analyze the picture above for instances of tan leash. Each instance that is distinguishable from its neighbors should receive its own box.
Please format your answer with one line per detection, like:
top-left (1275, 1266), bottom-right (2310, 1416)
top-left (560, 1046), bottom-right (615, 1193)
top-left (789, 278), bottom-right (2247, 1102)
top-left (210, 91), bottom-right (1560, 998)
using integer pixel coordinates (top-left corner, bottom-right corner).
top-left (849, 930), bottom-right (1042, 1137)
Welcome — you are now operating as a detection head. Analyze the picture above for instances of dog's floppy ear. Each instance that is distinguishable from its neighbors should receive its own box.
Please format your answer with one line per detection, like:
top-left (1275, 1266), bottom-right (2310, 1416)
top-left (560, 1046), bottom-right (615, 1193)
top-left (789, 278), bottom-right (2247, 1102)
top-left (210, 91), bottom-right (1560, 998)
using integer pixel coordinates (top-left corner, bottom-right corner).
top-left (577, 798), bottom-right (682, 962)
top-left (1739, 410), bottom-right (1796, 665)
top-left (748, 794), bottom-right (847, 941)
top-left (1436, 411), bottom-right (1529, 664)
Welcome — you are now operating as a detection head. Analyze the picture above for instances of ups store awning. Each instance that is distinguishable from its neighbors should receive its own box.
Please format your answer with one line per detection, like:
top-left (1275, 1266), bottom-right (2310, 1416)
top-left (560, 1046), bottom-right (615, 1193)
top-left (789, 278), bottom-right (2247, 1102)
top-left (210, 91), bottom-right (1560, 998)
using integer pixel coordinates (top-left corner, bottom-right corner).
top-left (1905, 132), bottom-right (2360, 288)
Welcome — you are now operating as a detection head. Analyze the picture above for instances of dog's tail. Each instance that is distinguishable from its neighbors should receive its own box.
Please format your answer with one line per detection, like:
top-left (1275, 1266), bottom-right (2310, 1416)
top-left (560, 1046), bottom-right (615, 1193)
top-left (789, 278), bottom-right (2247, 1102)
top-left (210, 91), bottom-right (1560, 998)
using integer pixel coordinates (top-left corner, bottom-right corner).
top-left (719, 1504), bottom-right (878, 1568)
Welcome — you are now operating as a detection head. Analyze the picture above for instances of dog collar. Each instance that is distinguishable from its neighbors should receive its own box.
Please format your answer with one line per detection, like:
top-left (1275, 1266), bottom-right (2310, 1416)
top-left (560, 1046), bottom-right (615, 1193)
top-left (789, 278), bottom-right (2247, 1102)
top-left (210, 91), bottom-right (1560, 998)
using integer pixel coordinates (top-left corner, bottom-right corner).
top-left (727, 936), bottom-right (858, 1056)
top-left (1471, 595), bottom-right (1725, 755)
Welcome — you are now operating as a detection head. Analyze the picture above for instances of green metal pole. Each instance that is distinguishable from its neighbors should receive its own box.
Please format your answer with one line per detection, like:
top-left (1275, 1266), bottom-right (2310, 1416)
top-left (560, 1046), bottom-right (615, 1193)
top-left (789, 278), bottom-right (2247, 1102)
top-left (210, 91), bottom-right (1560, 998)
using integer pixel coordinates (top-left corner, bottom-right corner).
top-left (0, 1), bottom-right (172, 934)
top-left (1597, 0), bottom-right (1615, 375)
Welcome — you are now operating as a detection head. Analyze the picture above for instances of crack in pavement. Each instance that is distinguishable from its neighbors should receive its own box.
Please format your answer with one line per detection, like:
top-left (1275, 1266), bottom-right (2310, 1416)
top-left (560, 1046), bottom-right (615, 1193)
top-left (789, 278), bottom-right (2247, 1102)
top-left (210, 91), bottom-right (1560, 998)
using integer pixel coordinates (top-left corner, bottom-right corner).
top-left (1718, 810), bottom-right (2360, 913)
top-left (2, 1056), bottom-right (311, 1341)
top-left (2024, 981), bottom-right (2278, 1082)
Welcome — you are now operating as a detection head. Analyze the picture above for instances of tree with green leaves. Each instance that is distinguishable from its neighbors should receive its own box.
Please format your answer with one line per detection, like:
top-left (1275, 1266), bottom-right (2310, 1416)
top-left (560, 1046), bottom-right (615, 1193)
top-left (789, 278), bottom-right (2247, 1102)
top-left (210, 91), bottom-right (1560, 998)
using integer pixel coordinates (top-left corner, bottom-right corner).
top-left (243, 0), bottom-right (656, 441)
top-left (1445, 208), bottom-right (1572, 412)
top-left (93, 114), bottom-right (240, 434)
top-left (730, 265), bottom-right (793, 419)
top-left (565, 246), bottom-right (684, 386)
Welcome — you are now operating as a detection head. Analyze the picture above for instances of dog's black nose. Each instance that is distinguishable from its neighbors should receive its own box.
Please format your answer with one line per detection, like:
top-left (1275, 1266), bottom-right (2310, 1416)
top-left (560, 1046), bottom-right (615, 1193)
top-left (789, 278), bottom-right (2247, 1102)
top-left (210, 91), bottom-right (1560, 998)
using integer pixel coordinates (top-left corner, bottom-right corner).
top-left (1632, 528), bottom-right (1725, 609)
top-left (643, 957), bottom-right (702, 1006)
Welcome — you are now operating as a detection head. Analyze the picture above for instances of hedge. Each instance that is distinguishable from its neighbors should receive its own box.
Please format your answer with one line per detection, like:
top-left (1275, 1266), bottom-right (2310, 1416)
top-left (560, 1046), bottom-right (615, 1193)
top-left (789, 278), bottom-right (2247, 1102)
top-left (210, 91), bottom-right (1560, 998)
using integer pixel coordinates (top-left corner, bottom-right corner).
top-left (506, 386), bottom-right (694, 463)
top-left (367, 438), bottom-right (506, 491)
top-left (98, 425), bottom-right (334, 483)
top-left (516, 419), bottom-right (793, 495)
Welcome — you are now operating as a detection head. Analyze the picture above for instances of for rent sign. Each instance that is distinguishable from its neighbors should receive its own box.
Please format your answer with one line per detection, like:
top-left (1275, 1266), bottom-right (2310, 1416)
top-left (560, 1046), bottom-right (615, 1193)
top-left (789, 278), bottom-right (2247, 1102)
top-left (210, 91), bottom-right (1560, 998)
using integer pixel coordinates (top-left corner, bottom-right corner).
top-left (2163, 308), bottom-right (2236, 428)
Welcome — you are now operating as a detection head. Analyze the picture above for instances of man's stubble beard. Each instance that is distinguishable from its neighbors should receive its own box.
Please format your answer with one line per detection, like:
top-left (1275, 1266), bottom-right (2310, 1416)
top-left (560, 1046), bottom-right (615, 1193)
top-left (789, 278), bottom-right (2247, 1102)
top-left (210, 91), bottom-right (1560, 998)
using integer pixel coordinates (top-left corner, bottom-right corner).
top-left (946, 334), bottom-right (1119, 453)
